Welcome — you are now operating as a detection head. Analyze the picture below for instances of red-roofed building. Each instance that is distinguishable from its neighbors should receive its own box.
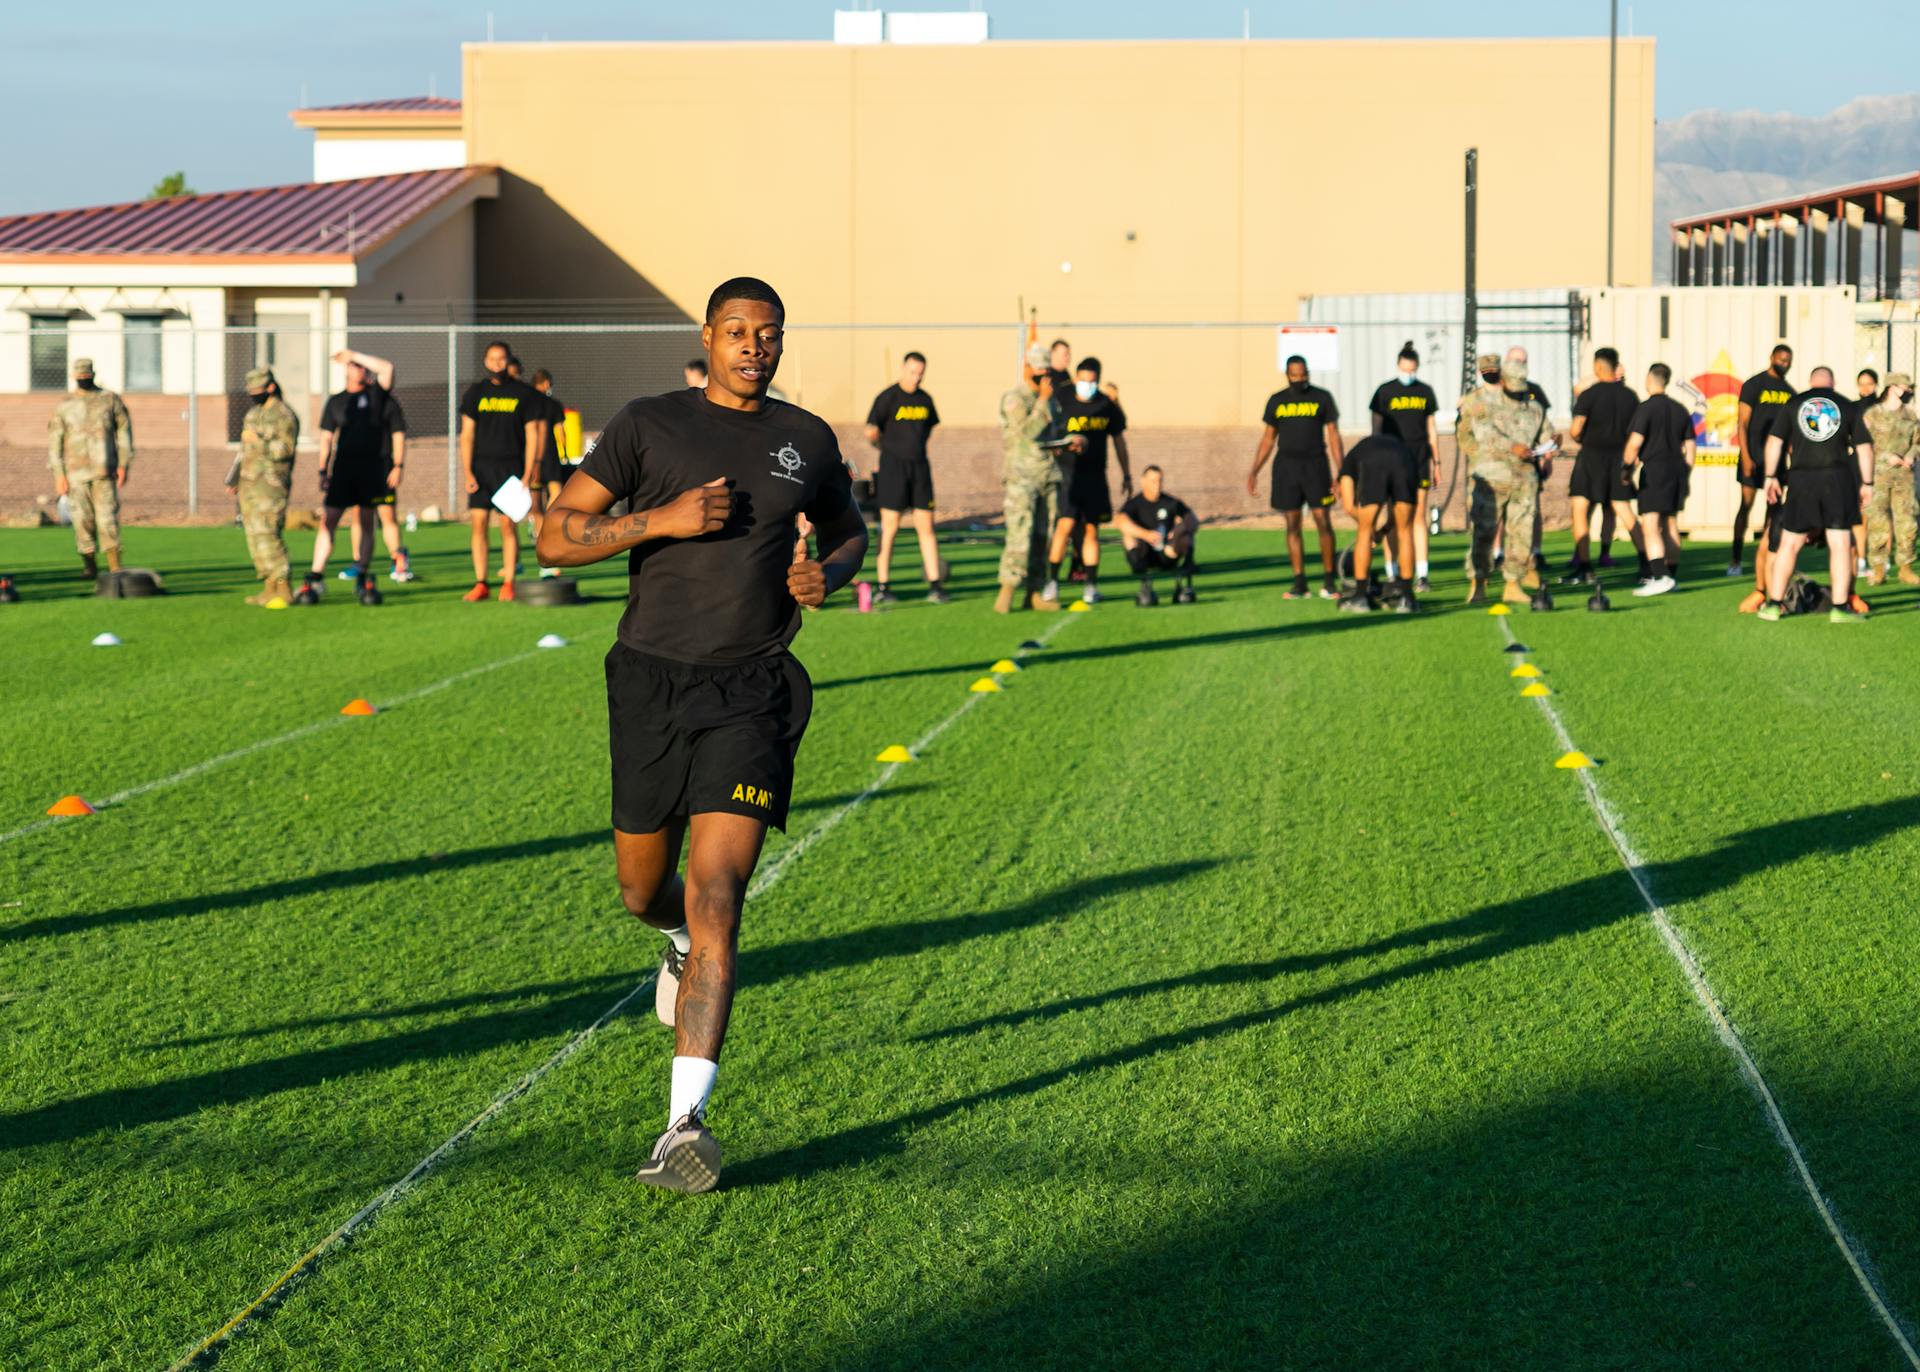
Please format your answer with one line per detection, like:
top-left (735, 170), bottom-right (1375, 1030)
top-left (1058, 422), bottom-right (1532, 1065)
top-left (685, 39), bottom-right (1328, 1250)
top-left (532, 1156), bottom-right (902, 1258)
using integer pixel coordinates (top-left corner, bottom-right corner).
top-left (290, 97), bottom-right (465, 183)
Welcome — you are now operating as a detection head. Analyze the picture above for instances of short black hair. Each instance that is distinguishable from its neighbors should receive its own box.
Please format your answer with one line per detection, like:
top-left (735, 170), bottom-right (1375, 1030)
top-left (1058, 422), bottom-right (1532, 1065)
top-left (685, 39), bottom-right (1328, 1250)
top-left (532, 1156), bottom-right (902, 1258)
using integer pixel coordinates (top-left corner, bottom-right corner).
top-left (484, 339), bottom-right (511, 357)
top-left (1773, 343), bottom-right (1793, 357)
top-left (1049, 338), bottom-right (1070, 351)
top-left (1142, 464), bottom-right (1163, 477)
top-left (685, 357), bottom-right (708, 373)
top-left (1398, 340), bottom-right (1419, 364)
top-left (705, 276), bottom-right (784, 324)
top-left (532, 367), bottom-right (553, 386)
top-left (1595, 346), bottom-right (1621, 369)
top-left (1075, 356), bottom-right (1102, 380)
top-left (1285, 354), bottom-right (1308, 369)
top-left (903, 350), bottom-right (926, 366)
top-left (1648, 362), bottom-right (1672, 385)
top-left (1859, 367), bottom-right (1880, 383)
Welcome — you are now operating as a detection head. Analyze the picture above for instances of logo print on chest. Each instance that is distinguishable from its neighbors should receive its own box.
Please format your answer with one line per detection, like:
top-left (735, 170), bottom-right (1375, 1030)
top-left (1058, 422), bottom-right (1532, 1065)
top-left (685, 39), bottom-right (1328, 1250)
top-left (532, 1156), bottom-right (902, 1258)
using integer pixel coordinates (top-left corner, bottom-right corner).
top-left (770, 441), bottom-right (805, 483)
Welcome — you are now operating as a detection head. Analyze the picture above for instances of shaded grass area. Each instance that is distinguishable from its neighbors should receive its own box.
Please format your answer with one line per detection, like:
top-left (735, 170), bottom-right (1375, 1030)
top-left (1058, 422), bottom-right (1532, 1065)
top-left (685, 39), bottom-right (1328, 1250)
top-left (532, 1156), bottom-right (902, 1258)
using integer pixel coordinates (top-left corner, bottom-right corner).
top-left (0, 525), bottom-right (1912, 1370)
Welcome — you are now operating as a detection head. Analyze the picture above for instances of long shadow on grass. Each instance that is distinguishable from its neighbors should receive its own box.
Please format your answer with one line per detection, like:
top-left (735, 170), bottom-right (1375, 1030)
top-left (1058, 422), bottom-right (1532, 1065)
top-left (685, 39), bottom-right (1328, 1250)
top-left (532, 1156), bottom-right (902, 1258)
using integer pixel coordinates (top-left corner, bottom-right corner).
top-left (735, 793), bottom-right (1920, 1191)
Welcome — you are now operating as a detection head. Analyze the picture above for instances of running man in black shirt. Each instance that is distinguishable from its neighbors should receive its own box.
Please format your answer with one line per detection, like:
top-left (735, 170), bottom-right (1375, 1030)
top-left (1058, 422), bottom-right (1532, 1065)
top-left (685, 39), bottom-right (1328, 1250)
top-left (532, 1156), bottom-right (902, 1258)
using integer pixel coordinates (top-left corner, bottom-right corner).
top-left (1564, 348), bottom-right (1643, 582)
top-left (537, 277), bottom-right (868, 1193)
top-left (1367, 341), bottom-right (1439, 590)
top-left (1047, 356), bottom-right (1131, 604)
top-left (1114, 465), bottom-right (1198, 605)
top-left (1623, 363), bottom-right (1694, 597)
top-left (1733, 344), bottom-right (1793, 581)
top-left (1758, 366), bottom-right (1874, 623)
top-left (1248, 355), bottom-right (1343, 599)
top-left (298, 349), bottom-right (406, 604)
top-left (458, 341), bottom-right (543, 601)
top-left (863, 351), bottom-right (947, 603)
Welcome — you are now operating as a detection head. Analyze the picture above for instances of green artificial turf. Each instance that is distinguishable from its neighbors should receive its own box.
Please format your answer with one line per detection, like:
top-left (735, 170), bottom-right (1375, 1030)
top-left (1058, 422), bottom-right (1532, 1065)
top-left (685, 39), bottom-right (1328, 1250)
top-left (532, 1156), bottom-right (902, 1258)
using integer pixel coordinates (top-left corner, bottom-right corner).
top-left (1, 524), bottom-right (1915, 1370)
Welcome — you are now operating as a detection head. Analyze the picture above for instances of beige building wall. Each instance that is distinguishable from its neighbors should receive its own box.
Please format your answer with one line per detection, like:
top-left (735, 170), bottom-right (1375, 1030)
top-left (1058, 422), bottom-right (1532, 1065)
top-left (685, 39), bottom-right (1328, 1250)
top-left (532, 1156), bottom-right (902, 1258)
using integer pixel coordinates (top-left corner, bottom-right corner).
top-left (461, 36), bottom-right (1654, 430)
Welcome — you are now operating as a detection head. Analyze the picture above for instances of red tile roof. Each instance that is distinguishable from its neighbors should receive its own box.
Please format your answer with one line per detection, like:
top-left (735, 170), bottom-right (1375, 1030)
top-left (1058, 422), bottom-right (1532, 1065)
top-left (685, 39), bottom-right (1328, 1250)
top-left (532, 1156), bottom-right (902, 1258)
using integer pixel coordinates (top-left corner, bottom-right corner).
top-left (297, 96), bottom-right (461, 114)
top-left (0, 167), bottom-right (493, 264)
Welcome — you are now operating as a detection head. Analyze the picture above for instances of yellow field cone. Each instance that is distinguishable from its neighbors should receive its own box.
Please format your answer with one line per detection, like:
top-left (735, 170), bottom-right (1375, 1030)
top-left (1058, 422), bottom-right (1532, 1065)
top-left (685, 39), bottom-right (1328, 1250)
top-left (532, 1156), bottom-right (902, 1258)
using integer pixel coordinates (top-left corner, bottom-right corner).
top-left (1554, 751), bottom-right (1593, 769)
top-left (1487, 604), bottom-right (1511, 616)
top-left (989, 659), bottom-right (1020, 674)
top-left (969, 677), bottom-right (1002, 693)
top-left (46, 795), bottom-right (96, 817)
top-left (341, 698), bottom-right (377, 716)
top-left (1520, 682), bottom-right (1551, 697)
top-left (263, 597), bottom-right (289, 610)
top-left (1068, 600), bottom-right (1092, 612)
top-left (1509, 664), bottom-right (1541, 679)
top-left (875, 745), bottom-right (914, 763)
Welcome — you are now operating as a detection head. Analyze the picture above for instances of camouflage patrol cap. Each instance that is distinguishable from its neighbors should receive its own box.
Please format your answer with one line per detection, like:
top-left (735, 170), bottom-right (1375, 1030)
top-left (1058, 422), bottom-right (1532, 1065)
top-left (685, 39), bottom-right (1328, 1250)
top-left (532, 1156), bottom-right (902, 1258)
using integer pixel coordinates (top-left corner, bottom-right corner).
top-left (1888, 371), bottom-right (1913, 390)
top-left (244, 366), bottom-right (275, 391)
top-left (1476, 353), bottom-right (1500, 371)
top-left (71, 357), bottom-right (95, 377)
top-left (1024, 341), bottom-right (1051, 370)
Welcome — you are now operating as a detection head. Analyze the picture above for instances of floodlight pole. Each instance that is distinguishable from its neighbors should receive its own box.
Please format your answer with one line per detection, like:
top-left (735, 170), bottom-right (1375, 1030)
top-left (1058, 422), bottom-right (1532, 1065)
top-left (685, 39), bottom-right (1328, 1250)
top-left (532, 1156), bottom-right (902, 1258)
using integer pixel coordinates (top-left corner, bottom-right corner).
top-left (1607, 0), bottom-right (1618, 287)
top-left (1463, 147), bottom-right (1478, 397)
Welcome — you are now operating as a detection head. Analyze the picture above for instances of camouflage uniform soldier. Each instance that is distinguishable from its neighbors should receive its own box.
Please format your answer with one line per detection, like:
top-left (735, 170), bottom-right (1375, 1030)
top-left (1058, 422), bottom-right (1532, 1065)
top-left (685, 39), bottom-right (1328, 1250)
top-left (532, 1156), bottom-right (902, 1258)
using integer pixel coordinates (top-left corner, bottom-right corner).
top-left (995, 341), bottom-right (1064, 613)
top-left (47, 357), bottom-right (134, 578)
top-left (1861, 371), bottom-right (1920, 586)
top-left (1468, 358), bottom-right (1555, 606)
top-left (229, 367), bottom-right (301, 606)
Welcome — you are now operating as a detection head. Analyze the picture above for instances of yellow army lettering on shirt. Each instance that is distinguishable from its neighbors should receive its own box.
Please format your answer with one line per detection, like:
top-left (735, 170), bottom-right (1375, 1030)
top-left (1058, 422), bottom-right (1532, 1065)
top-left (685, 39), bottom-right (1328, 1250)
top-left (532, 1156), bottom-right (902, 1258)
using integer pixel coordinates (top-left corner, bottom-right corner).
top-left (893, 404), bottom-right (931, 422)
top-left (731, 782), bottom-right (774, 808)
top-left (1064, 413), bottom-right (1114, 433)
top-left (1388, 395), bottom-right (1431, 412)
top-left (1269, 402), bottom-right (1322, 418)
top-left (475, 395), bottom-right (522, 414)
top-left (1756, 389), bottom-right (1791, 406)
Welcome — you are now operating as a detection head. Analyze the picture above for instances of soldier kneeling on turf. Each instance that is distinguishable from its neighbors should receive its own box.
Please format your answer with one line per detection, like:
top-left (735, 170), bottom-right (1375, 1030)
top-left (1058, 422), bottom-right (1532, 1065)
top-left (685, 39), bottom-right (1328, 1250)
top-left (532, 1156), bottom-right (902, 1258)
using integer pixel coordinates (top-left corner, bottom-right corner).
top-left (1337, 430), bottom-right (1419, 613)
top-left (1113, 465), bottom-right (1198, 606)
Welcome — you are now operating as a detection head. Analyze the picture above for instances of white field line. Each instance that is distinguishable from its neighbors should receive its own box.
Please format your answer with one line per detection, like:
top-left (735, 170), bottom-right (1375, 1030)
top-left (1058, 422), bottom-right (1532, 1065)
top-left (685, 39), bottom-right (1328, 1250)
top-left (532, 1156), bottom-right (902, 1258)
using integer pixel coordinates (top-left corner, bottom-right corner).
top-left (165, 611), bottom-right (1078, 1369)
top-left (2, 650), bottom-right (541, 848)
top-left (1500, 620), bottom-right (1920, 1368)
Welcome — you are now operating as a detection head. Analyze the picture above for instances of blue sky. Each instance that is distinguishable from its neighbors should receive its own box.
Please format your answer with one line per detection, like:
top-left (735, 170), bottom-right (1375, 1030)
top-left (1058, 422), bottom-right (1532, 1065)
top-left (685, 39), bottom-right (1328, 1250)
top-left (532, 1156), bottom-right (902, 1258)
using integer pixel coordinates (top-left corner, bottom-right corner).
top-left (4, 0), bottom-right (1909, 213)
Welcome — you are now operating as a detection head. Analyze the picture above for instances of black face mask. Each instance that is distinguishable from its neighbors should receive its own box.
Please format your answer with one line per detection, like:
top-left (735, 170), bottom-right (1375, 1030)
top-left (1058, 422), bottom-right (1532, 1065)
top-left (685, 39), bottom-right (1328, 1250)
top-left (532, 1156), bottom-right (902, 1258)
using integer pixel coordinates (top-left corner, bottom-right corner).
top-left (75, 377), bottom-right (97, 390)
top-left (485, 364), bottom-right (507, 380)
top-left (1771, 363), bottom-right (1789, 378)
top-left (1289, 378), bottom-right (1310, 391)
top-left (1481, 369), bottom-right (1501, 385)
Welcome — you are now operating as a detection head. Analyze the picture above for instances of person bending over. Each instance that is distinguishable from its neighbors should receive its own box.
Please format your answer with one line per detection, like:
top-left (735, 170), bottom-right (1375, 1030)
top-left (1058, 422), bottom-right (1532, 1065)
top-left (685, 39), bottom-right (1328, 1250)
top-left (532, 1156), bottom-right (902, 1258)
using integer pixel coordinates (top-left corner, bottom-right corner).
top-left (1337, 431), bottom-right (1418, 614)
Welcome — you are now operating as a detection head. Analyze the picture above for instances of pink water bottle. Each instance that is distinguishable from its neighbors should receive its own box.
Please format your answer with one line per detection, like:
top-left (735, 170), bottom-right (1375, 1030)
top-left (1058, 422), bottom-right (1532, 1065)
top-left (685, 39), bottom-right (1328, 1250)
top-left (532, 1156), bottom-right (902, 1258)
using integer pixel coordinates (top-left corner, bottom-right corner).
top-left (856, 581), bottom-right (873, 613)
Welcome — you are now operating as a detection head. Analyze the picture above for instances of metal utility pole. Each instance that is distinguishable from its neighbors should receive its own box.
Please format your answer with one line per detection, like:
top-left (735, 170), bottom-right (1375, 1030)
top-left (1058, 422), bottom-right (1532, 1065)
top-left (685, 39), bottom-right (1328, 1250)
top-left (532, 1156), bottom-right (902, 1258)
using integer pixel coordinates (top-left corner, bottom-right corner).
top-left (1607, 0), bottom-right (1618, 287)
top-left (1463, 147), bottom-right (1478, 397)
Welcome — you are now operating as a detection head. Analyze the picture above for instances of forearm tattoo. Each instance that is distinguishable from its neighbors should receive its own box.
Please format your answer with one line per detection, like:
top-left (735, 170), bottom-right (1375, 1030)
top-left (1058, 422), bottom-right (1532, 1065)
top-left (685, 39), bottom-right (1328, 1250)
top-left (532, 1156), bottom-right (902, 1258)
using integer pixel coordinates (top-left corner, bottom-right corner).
top-left (560, 509), bottom-right (649, 547)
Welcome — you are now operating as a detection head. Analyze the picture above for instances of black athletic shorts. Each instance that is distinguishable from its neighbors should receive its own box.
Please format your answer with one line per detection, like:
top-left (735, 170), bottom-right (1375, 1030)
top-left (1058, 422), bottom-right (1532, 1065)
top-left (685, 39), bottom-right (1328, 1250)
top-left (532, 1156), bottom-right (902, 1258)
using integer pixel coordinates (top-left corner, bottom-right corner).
top-left (1570, 449), bottom-right (1629, 504)
top-left (875, 454), bottom-right (934, 512)
top-left (1776, 468), bottom-right (1855, 537)
top-left (1061, 474), bottom-right (1113, 524)
top-left (1351, 449), bottom-right (1416, 509)
top-left (325, 459), bottom-right (395, 509)
top-left (1125, 538), bottom-right (1193, 574)
top-left (1412, 448), bottom-right (1434, 492)
top-left (1636, 459), bottom-right (1687, 517)
top-left (1270, 456), bottom-right (1334, 512)
top-left (1739, 461), bottom-right (1767, 491)
top-left (539, 450), bottom-right (566, 488)
top-left (605, 644), bottom-right (813, 835)
top-left (469, 460), bottom-right (521, 513)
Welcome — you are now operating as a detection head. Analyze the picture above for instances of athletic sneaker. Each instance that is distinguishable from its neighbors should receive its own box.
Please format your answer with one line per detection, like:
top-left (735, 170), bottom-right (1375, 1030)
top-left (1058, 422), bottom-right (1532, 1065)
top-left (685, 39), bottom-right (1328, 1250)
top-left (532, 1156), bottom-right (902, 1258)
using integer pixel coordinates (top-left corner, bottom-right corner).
top-left (925, 587), bottom-right (952, 604)
top-left (1755, 600), bottom-right (1783, 621)
top-left (389, 555), bottom-right (417, 584)
top-left (655, 942), bottom-right (686, 1027)
top-left (1597, 553), bottom-right (1615, 569)
top-left (1135, 582), bottom-right (1159, 607)
top-left (357, 578), bottom-right (385, 606)
top-left (1041, 578), bottom-right (1059, 603)
top-left (1318, 580), bottom-right (1339, 600)
top-left (873, 586), bottom-right (898, 605)
top-left (1831, 605), bottom-right (1867, 624)
top-left (462, 582), bottom-right (490, 602)
top-left (1725, 563), bottom-right (1744, 577)
top-left (1631, 575), bottom-right (1675, 597)
top-left (1390, 590), bottom-right (1417, 615)
top-left (1172, 584), bottom-right (1197, 605)
top-left (1081, 584), bottom-right (1102, 605)
top-left (1338, 591), bottom-right (1372, 614)
top-left (1283, 578), bottom-right (1311, 600)
top-left (634, 1110), bottom-right (723, 1194)
top-left (337, 562), bottom-right (365, 583)
top-left (499, 583), bottom-right (517, 602)
top-left (1558, 566), bottom-right (1593, 587)
top-left (1415, 576), bottom-right (1432, 594)
top-left (1857, 557), bottom-right (1871, 577)
top-left (539, 566), bottom-right (561, 580)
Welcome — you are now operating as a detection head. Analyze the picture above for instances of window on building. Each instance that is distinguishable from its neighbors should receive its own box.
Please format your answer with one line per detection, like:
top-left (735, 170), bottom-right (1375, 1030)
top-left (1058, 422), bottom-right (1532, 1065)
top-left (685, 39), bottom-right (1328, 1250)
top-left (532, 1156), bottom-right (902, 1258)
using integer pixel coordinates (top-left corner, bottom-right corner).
top-left (124, 315), bottom-right (163, 391)
top-left (28, 315), bottom-right (69, 391)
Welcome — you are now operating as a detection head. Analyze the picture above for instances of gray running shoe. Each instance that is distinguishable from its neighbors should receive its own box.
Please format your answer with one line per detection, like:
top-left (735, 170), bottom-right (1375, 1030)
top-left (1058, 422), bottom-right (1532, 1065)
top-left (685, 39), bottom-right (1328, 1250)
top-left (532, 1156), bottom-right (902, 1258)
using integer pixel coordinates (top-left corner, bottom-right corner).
top-left (656, 942), bottom-right (685, 1027)
top-left (634, 1111), bottom-right (723, 1194)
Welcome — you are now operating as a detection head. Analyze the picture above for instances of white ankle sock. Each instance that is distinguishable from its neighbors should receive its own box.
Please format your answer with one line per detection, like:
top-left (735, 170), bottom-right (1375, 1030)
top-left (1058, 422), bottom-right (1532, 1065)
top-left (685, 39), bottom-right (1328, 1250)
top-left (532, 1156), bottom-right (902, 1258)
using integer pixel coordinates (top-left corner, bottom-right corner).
top-left (670, 1056), bottom-right (718, 1126)
top-left (663, 923), bottom-right (691, 955)
top-left (1416, 559), bottom-right (1429, 577)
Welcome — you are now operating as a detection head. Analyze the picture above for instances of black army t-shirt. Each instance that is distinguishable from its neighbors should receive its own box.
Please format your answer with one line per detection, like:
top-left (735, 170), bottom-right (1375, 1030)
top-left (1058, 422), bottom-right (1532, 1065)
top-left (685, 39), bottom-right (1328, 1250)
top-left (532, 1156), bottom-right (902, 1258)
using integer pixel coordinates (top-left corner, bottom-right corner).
top-left (1767, 387), bottom-right (1870, 474)
top-left (580, 388), bottom-right (855, 664)
top-left (1120, 490), bottom-right (1193, 532)
top-left (865, 384), bottom-right (940, 463)
top-left (538, 391), bottom-right (567, 464)
top-left (1338, 433), bottom-right (1412, 484)
top-left (1056, 390), bottom-right (1128, 474)
top-left (460, 375), bottom-right (540, 470)
top-left (320, 384), bottom-right (406, 468)
top-left (1572, 379), bottom-right (1639, 454)
top-left (1368, 380), bottom-right (1438, 457)
top-left (1262, 384), bottom-right (1339, 459)
top-left (1739, 370), bottom-right (1795, 459)
top-left (1629, 394), bottom-right (1693, 464)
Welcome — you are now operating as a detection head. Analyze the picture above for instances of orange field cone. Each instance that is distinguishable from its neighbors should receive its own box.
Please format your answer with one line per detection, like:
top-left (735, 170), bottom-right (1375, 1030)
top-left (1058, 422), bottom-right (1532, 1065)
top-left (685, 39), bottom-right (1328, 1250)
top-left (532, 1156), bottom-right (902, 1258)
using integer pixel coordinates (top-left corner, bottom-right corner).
top-left (46, 795), bottom-right (96, 817)
top-left (340, 698), bottom-right (377, 716)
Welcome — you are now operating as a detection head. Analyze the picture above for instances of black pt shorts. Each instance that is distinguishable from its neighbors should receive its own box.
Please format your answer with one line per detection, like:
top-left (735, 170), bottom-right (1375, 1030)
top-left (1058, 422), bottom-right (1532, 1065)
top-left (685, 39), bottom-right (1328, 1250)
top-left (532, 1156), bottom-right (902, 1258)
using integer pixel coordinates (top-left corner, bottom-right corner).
top-left (876, 455), bottom-right (935, 512)
top-left (469, 459), bottom-right (522, 513)
top-left (1635, 459), bottom-right (1688, 517)
top-left (1352, 450), bottom-right (1416, 509)
top-left (325, 459), bottom-right (395, 509)
top-left (1270, 456), bottom-right (1333, 513)
top-left (605, 644), bottom-right (813, 835)
top-left (1060, 473), bottom-right (1113, 524)
top-left (1569, 449), bottom-right (1628, 504)
top-left (1776, 468), bottom-right (1855, 538)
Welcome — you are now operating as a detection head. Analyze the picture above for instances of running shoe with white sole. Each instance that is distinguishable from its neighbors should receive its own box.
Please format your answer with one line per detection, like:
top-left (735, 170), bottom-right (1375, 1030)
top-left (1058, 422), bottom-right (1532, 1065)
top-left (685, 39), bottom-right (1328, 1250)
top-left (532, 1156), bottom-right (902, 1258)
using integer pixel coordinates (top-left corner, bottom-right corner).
top-left (656, 941), bottom-right (685, 1027)
top-left (634, 1111), bottom-right (723, 1194)
top-left (1631, 575), bottom-right (1675, 597)
top-left (337, 562), bottom-right (365, 583)
top-left (1081, 584), bottom-right (1102, 605)
top-left (1725, 563), bottom-right (1744, 577)
top-left (1041, 578), bottom-right (1059, 603)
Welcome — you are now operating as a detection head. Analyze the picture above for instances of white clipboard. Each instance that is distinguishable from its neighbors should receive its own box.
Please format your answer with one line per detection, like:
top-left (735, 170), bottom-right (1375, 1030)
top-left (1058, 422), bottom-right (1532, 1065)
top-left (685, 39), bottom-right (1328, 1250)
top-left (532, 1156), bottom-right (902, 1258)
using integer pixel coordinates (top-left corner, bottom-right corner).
top-left (490, 475), bottom-right (533, 522)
